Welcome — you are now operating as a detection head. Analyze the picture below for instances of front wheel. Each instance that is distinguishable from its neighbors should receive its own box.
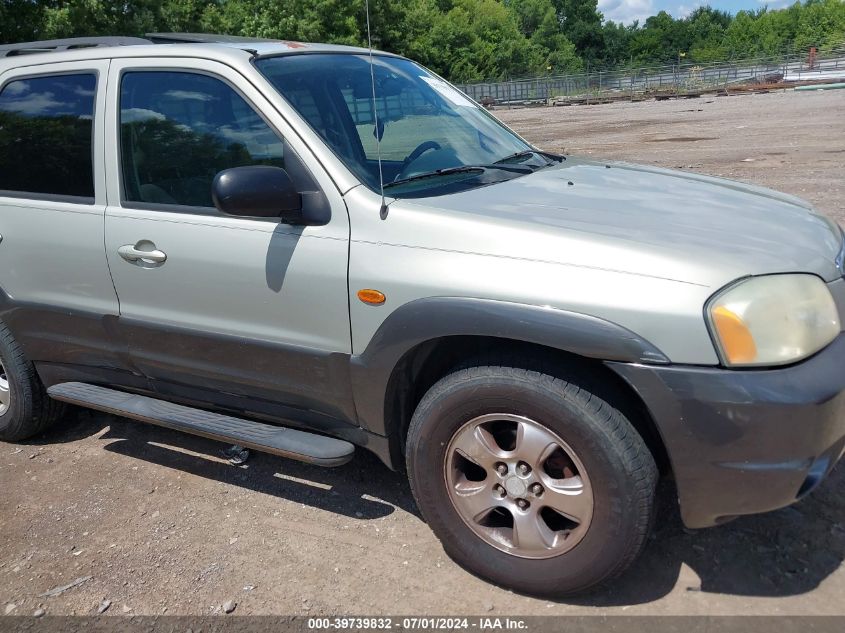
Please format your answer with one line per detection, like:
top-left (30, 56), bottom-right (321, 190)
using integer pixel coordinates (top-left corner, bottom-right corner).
top-left (405, 364), bottom-right (658, 596)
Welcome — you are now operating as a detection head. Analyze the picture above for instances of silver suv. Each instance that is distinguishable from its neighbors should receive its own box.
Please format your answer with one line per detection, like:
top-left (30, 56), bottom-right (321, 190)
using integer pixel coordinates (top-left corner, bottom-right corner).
top-left (1, 34), bottom-right (844, 597)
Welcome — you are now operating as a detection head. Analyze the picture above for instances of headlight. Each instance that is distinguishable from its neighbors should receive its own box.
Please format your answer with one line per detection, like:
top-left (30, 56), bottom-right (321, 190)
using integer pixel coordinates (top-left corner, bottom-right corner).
top-left (706, 274), bottom-right (840, 367)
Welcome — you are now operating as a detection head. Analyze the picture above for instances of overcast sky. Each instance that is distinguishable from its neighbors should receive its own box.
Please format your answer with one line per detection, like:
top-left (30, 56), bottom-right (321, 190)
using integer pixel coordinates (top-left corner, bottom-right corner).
top-left (598, 0), bottom-right (795, 25)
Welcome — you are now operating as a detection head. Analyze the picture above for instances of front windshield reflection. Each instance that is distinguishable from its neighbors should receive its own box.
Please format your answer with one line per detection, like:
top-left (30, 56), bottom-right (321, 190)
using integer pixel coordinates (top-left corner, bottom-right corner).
top-left (255, 54), bottom-right (541, 196)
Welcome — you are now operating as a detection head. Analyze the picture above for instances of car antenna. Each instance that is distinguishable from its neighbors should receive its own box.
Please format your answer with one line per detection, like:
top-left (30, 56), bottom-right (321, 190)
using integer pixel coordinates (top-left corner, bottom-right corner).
top-left (365, 0), bottom-right (388, 220)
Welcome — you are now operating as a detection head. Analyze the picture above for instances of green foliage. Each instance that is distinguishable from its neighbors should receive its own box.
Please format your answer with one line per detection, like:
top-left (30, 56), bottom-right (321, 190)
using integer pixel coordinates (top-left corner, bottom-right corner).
top-left (554, 0), bottom-right (606, 65)
top-left (1, 1), bottom-right (844, 82)
top-left (403, 0), bottom-right (545, 81)
top-left (795, 0), bottom-right (845, 51)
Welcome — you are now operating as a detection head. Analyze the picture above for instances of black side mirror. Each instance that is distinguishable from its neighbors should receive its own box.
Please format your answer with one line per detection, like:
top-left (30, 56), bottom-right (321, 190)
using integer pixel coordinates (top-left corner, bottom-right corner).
top-left (212, 166), bottom-right (303, 222)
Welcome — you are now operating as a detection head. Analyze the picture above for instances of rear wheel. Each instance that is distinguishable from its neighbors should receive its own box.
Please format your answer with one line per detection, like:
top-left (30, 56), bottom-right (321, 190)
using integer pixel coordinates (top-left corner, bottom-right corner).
top-left (406, 364), bottom-right (657, 596)
top-left (0, 323), bottom-right (64, 442)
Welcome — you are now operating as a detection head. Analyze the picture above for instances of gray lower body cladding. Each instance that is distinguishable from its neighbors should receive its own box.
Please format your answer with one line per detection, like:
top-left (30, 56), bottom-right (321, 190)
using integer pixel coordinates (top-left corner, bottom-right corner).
top-left (0, 293), bottom-right (393, 464)
top-left (609, 334), bottom-right (845, 528)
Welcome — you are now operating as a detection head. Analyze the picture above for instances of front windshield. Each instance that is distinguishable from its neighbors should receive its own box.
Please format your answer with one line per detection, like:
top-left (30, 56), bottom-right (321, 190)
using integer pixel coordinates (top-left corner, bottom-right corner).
top-left (255, 54), bottom-right (545, 197)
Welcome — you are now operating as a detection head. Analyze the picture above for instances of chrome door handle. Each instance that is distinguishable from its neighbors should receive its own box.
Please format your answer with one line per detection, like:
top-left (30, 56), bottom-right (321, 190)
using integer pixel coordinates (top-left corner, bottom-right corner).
top-left (118, 242), bottom-right (167, 265)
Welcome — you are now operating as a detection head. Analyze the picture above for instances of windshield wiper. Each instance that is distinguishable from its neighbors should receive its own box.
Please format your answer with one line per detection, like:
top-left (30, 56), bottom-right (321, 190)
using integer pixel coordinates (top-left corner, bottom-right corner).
top-left (383, 164), bottom-right (530, 190)
top-left (494, 149), bottom-right (564, 166)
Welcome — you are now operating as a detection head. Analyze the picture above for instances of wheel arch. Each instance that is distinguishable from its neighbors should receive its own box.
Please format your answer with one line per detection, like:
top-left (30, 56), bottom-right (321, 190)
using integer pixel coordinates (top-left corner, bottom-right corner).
top-left (349, 297), bottom-right (671, 474)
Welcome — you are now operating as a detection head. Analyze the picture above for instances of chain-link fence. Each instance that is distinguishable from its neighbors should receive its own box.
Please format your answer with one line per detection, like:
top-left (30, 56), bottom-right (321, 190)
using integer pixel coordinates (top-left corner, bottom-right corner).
top-left (456, 48), bottom-right (845, 106)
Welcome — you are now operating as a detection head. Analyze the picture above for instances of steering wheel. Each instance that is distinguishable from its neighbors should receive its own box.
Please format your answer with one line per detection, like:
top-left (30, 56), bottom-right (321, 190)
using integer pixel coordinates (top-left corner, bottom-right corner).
top-left (400, 141), bottom-right (441, 172)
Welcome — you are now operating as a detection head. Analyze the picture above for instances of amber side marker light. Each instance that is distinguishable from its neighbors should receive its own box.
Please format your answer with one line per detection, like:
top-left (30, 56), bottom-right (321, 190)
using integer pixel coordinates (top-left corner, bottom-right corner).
top-left (711, 305), bottom-right (757, 364)
top-left (358, 289), bottom-right (386, 305)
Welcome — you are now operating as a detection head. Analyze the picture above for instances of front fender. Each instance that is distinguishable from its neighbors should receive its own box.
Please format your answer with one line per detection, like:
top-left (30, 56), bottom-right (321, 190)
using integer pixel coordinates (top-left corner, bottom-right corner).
top-left (349, 296), bottom-right (668, 438)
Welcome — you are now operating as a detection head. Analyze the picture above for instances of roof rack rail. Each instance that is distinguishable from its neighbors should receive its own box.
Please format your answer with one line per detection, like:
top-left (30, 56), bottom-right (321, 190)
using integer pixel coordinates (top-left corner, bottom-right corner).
top-left (0, 36), bottom-right (151, 58)
top-left (0, 33), bottom-right (277, 59)
top-left (145, 33), bottom-right (277, 45)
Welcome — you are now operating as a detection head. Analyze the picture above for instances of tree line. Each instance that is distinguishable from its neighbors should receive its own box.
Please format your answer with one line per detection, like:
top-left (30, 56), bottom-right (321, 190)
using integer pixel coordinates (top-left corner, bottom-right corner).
top-left (2, 1), bottom-right (845, 83)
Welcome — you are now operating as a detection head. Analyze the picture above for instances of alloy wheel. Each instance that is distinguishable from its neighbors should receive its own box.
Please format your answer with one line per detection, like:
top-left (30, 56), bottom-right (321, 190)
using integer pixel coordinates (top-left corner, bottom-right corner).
top-left (444, 413), bottom-right (593, 559)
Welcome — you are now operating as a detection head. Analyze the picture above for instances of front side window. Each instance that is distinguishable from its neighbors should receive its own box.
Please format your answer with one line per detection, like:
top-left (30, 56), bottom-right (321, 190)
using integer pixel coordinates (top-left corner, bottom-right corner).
top-left (120, 71), bottom-right (284, 208)
top-left (256, 54), bottom-right (550, 198)
top-left (0, 73), bottom-right (96, 200)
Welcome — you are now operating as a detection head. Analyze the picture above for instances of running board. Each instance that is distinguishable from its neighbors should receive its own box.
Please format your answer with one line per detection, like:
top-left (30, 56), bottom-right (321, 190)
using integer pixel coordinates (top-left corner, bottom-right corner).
top-left (47, 382), bottom-right (354, 467)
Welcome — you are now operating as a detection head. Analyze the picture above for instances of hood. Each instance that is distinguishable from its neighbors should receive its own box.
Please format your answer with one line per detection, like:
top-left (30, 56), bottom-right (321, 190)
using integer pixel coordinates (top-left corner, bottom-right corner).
top-left (397, 157), bottom-right (842, 288)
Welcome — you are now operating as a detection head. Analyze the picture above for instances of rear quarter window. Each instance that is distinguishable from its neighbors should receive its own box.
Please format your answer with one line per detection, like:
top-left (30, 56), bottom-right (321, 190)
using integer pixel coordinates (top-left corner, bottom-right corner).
top-left (0, 73), bottom-right (97, 201)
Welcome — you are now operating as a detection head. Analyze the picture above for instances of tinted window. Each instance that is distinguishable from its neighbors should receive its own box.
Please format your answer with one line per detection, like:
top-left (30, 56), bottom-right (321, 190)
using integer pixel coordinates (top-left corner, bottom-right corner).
top-left (0, 73), bottom-right (96, 200)
top-left (120, 71), bottom-right (284, 208)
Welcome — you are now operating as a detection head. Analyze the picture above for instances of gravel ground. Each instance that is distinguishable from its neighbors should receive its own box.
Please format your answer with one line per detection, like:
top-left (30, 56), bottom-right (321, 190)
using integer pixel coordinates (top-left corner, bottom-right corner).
top-left (1, 89), bottom-right (844, 618)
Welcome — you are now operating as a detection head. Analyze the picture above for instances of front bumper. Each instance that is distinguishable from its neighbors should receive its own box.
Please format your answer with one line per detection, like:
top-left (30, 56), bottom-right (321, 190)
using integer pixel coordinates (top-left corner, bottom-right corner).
top-left (608, 334), bottom-right (845, 528)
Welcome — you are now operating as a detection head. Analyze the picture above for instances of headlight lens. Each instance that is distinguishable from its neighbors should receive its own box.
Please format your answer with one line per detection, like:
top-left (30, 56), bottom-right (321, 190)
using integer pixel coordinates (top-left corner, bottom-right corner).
top-left (707, 274), bottom-right (840, 367)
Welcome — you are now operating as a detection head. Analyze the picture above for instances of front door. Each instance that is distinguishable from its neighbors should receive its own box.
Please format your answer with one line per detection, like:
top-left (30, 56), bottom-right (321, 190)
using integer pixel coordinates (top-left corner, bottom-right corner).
top-left (102, 57), bottom-right (355, 429)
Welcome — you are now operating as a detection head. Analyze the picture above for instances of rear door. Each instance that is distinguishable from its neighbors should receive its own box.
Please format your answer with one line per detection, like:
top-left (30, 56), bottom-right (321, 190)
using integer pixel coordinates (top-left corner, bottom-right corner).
top-left (102, 57), bottom-right (355, 429)
top-left (0, 60), bottom-right (129, 382)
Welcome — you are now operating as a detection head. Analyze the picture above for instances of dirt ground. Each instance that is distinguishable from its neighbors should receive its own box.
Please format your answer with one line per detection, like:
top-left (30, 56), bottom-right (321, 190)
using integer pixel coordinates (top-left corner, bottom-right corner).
top-left (2, 89), bottom-right (845, 618)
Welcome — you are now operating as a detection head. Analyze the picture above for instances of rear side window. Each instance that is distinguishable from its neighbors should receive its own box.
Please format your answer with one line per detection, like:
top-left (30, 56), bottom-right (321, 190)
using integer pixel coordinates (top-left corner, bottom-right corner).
top-left (0, 73), bottom-right (96, 201)
top-left (119, 71), bottom-right (285, 209)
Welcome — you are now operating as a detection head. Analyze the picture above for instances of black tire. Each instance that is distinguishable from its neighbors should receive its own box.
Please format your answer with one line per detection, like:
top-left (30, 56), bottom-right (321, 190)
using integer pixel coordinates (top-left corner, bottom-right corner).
top-left (0, 322), bottom-right (64, 442)
top-left (406, 364), bottom-right (658, 597)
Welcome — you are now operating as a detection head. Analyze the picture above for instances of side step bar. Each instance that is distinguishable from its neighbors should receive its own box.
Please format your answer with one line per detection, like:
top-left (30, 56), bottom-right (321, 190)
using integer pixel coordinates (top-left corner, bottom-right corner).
top-left (47, 382), bottom-right (354, 467)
